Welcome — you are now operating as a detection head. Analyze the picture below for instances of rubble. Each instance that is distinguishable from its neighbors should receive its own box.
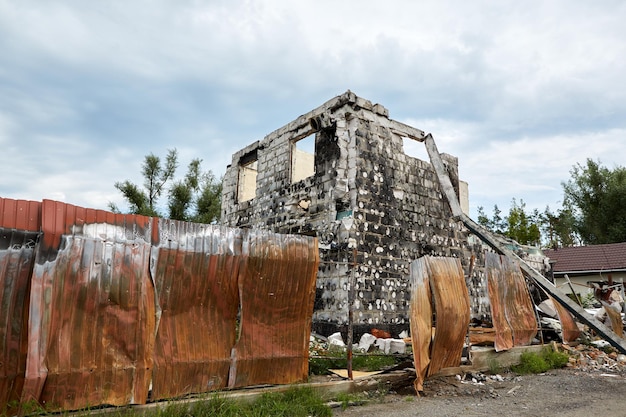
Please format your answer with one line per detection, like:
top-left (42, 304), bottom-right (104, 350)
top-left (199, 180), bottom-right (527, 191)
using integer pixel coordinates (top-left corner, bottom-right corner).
top-left (562, 342), bottom-right (626, 374)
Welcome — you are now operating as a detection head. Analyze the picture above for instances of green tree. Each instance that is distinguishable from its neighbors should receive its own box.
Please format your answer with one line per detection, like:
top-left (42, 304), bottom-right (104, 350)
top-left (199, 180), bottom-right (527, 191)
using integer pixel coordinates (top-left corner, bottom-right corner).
top-left (562, 158), bottom-right (626, 244)
top-left (477, 204), bottom-right (504, 234)
top-left (109, 149), bottom-right (178, 217)
top-left (540, 206), bottom-right (579, 248)
top-left (477, 199), bottom-right (541, 246)
top-left (168, 159), bottom-right (222, 223)
top-left (504, 199), bottom-right (541, 246)
top-left (110, 149), bottom-right (222, 223)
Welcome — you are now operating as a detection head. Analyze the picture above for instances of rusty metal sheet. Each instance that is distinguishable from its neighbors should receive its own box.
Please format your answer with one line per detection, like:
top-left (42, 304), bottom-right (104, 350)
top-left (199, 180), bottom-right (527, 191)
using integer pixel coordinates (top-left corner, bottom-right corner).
top-left (486, 252), bottom-right (537, 351)
top-left (0, 198), bottom-right (41, 411)
top-left (228, 230), bottom-right (319, 388)
top-left (409, 256), bottom-right (470, 390)
top-left (150, 220), bottom-right (242, 400)
top-left (549, 295), bottom-right (581, 343)
top-left (23, 200), bottom-right (155, 411)
top-left (425, 256), bottom-right (470, 376)
top-left (486, 253), bottom-right (513, 351)
top-left (408, 257), bottom-right (433, 392)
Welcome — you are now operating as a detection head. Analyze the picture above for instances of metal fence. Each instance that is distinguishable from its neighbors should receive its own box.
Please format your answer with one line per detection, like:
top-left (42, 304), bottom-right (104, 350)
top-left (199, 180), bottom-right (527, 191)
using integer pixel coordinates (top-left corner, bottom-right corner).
top-left (0, 198), bottom-right (318, 412)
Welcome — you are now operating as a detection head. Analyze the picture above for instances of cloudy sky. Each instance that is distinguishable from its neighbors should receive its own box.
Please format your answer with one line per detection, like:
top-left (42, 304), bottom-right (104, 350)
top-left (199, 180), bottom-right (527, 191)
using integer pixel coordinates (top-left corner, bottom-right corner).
top-left (1, 1), bottom-right (624, 219)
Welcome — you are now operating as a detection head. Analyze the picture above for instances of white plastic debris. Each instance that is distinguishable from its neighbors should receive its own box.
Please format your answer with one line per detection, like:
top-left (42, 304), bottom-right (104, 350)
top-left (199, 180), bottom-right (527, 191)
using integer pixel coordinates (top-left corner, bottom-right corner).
top-left (375, 338), bottom-right (391, 354)
top-left (389, 339), bottom-right (406, 354)
top-left (374, 337), bottom-right (406, 354)
top-left (591, 340), bottom-right (611, 348)
top-left (357, 333), bottom-right (377, 352)
top-left (328, 332), bottom-right (346, 348)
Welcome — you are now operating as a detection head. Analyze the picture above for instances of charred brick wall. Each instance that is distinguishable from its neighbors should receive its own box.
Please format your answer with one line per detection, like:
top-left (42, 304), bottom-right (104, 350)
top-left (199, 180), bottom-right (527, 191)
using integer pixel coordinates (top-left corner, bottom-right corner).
top-left (222, 91), bottom-right (484, 337)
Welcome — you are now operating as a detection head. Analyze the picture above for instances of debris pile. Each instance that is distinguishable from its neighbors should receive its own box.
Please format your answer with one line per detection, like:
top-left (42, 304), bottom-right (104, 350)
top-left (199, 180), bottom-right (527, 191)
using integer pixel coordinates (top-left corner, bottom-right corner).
top-left (310, 330), bottom-right (410, 357)
top-left (562, 342), bottom-right (626, 373)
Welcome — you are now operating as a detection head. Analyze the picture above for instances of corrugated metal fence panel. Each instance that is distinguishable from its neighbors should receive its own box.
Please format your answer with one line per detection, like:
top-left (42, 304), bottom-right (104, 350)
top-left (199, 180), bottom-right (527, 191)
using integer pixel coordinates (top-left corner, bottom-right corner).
top-left (0, 198), bottom-right (41, 410)
top-left (1, 197), bottom-right (322, 412)
top-left (408, 257), bottom-right (432, 392)
top-left (228, 230), bottom-right (319, 388)
top-left (150, 220), bottom-right (242, 400)
top-left (486, 252), bottom-right (538, 351)
top-left (425, 256), bottom-right (470, 377)
top-left (24, 200), bottom-right (155, 410)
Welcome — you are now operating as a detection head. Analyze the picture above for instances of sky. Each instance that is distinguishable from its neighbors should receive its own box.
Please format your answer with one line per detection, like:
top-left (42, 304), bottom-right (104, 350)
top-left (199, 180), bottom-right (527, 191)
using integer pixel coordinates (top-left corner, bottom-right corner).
top-left (1, 0), bottom-right (625, 220)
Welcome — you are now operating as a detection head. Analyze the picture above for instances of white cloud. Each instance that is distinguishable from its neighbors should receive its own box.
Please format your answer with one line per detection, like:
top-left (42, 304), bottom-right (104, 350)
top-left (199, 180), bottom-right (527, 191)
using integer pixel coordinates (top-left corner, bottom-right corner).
top-left (0, 0), bottom-right (624, 221)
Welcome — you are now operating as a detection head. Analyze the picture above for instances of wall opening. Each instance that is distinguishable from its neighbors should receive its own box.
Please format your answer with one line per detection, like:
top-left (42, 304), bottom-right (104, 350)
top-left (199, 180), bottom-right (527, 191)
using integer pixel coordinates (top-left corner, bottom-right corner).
top-left (237, 150), bottom-right (258, 202)
top-left (402, 136), bottom-right (429, 161)
top-left (291, 133), bottom-right (315, 183)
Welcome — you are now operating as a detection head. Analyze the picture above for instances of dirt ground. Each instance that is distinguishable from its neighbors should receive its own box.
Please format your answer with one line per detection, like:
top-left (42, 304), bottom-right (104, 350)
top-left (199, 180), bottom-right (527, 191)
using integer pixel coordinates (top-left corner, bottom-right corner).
top-left (334, 367), bottom-right (626, 417)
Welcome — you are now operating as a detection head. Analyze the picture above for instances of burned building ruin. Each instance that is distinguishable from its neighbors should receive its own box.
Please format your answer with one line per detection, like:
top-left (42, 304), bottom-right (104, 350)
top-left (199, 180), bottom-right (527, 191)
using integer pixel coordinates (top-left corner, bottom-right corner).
top-left (221, 91), bottom-right (482, 336)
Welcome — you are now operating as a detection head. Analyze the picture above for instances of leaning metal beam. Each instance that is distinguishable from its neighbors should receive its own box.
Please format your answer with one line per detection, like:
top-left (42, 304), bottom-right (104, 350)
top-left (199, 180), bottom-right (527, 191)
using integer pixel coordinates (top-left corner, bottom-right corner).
top-left (423, 134), bottom-right (626, 354)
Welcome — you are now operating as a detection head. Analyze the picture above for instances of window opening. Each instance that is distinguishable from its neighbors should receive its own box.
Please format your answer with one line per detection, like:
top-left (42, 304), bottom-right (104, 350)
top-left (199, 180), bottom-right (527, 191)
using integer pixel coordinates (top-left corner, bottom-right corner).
top-left (402, 136), bottom-right (429, 161)
top-left (291, 133), bottom-right (315, 183)
top-left (238, 152), bottom-right (258, 202)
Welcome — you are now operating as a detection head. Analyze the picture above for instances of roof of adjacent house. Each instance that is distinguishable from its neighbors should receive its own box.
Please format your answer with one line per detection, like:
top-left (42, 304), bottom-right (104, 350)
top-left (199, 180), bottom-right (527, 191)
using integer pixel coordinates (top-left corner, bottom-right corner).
top-left (544, 242), bottom-right (626, 274)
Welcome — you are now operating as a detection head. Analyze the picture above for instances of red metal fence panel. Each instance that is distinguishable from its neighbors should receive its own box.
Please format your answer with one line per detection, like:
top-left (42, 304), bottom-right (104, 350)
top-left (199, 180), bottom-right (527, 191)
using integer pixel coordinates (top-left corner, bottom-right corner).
top-left (150, 220), bottom-right (242, 400)
top-left (24, 201), bottom-right (155, 410)
top-left (228, 230), bottom-right (319, 388)
top-left (0, 198), bottom-right (41, 410)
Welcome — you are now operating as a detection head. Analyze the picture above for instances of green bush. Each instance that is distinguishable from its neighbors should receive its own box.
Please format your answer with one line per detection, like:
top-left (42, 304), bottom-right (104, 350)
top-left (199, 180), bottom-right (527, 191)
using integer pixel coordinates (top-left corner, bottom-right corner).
top-left (511, 348), bottom-right (569, 375)
top-left (542, 349), bottom-right (570, 368)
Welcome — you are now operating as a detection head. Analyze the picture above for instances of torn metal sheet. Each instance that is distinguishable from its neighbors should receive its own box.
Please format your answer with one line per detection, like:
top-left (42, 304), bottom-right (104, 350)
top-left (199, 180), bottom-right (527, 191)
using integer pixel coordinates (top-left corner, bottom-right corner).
top-left (24, 201), bottom-right (155, 410)
top-left (409, 257), bottom-right (432, 392)
top-left (486, 253), bottom-right (513, 351)
top-left (549, 295), bottom-right (581, 343)
top-left (486, 253), bottom-right (537, 351)
top-left (0, 198), bottom-right (41, 410)
top-left (426, 257), bottom-right (470, 376)
top-left (228, 230), bottom-right (319, 388)
top-left (409, 256), bottom-right (470, 390)
top-left (150, 220), bottom-right (242, 400)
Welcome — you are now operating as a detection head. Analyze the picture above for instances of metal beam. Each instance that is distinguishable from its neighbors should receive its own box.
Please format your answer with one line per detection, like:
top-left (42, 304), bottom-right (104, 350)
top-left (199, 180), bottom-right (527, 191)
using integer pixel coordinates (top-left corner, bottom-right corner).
top-left (424, 133), bottom-right (626, 354)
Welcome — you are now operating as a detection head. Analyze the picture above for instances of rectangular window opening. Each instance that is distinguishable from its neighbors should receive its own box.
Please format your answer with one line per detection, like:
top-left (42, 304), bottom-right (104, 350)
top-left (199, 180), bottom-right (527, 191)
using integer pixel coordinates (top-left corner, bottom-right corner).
top-left (402, 136), bottom-right (429, 161)
top-left (291, 133), bottom-right (315, 183)
top-left (238, 151), bottom-right (258, 203)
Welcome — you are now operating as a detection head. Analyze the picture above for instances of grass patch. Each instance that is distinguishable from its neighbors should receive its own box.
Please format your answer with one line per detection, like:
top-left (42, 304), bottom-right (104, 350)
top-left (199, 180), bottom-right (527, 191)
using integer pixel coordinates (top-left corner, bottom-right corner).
top-left (4, 388), bottom-right (331, 417)
top-left (309, 348), bottom-right (400, 375)
top-left (158, 387), bottom-right (330, 417)
top-left (511, 348), bottom-right (569, 375)
top-left (333, 386), bottom-right (389, 410)
top-left (487, 357), bottom-right (502, 374)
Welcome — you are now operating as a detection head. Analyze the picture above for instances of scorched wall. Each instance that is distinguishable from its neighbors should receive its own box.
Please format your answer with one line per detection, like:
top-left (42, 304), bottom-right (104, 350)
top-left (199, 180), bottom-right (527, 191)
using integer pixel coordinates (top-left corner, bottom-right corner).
top-left (221, 91), bottom-right (481, 336)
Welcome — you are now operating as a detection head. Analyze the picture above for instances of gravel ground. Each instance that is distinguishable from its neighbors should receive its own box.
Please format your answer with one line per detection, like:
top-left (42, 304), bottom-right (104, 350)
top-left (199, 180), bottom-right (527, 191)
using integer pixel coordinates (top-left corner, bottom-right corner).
top-left (334, 367), bottom-right (626, 417)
